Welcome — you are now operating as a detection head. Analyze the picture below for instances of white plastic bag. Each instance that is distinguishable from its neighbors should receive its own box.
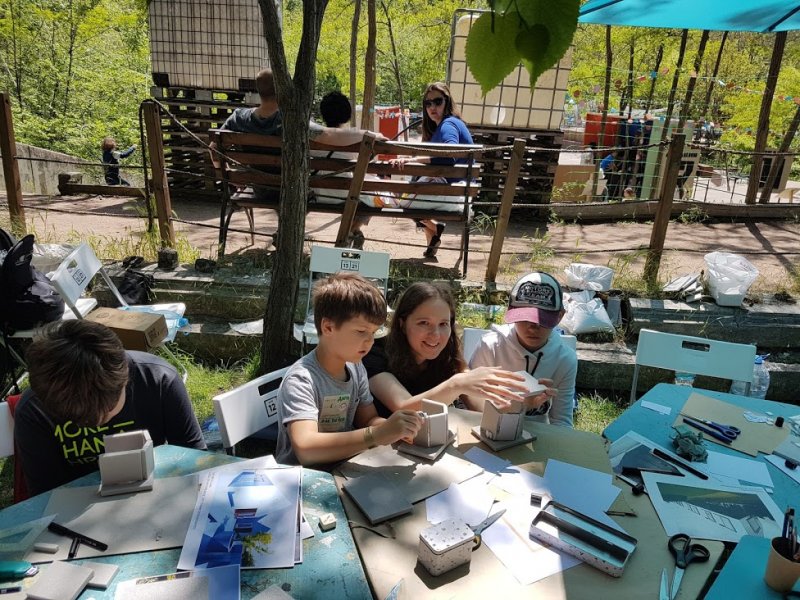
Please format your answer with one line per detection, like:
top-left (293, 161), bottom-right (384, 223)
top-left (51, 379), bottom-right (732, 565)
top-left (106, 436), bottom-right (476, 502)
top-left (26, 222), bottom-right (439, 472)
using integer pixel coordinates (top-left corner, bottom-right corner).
top-left (564, 263), bottom-right (614, 292)
top-left (703, 252), bottom-right (759, 307)
top-left (560, 291), bottom-right (615, 335)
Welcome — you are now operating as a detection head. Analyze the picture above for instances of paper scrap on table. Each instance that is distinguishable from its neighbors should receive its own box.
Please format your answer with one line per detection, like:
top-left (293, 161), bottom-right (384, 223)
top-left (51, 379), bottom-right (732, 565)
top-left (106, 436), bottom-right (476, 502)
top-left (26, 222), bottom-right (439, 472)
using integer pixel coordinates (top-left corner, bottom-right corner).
top-left (705, 450), bottom-right (774, 489)
top-left (481, 499), bottom-right (581, 585)
top-left (641, 400), bottom-right (671, 416)
top-left (765, 455), bottom-right (800, 486)
top-left (425, 479), bottom-right (494, 528)
top-left (543, 460), bottom-right (622, 530)
top-left (494, 466), bottom-right (550, 498)
top-left (463, 447), bottom-right (512, 474)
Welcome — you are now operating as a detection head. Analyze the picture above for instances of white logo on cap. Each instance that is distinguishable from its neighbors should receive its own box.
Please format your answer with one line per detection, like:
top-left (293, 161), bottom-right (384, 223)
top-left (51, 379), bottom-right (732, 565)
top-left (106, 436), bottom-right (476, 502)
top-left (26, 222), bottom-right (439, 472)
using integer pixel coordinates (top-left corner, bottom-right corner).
top-left (515, 281), bottom-right (557, 310)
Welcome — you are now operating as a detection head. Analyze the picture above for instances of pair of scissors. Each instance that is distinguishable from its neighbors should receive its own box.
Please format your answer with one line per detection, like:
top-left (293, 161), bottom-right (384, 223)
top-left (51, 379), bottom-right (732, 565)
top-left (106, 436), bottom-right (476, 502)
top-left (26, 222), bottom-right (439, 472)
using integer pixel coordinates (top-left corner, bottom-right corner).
top-left (680, 414), bottom-right (741, 444)
top-left (659, 533), bottom-right (710, 600)
top-left (471, 509), bottom-right (506, 549)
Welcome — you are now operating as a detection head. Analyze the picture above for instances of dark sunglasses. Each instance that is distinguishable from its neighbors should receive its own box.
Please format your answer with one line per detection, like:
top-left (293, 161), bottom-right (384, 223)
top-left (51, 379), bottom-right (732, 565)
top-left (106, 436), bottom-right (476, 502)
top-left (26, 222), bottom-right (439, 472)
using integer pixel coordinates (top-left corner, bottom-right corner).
top-left (423, 97), bottom-right (445, 108)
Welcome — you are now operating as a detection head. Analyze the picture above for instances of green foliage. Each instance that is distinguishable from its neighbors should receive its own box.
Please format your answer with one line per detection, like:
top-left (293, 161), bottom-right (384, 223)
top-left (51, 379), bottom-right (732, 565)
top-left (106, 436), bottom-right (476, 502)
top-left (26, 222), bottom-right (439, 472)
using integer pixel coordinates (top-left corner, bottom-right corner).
top-left (0, 0), bottom-right (150, 159)
top-left (573, 392), bottom-right (624, 436)
top-left (466, 0), bottom-right (579, 93)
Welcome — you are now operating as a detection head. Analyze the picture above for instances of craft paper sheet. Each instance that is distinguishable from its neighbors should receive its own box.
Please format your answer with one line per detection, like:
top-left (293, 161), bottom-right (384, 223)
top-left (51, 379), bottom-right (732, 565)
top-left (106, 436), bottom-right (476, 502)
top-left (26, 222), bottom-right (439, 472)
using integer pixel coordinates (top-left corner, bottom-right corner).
top-left (642, 472), bottom-right (784, 543)
top-left (178, 466), bottom-right (301, 570)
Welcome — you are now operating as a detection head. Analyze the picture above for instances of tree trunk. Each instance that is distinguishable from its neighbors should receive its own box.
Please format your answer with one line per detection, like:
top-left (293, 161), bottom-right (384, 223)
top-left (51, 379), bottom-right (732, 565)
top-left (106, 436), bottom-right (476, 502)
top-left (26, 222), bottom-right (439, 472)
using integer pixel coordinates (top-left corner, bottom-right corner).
top-left (599, 25), bottom-right (612, 147)
top-left (698, 31), bottom-right (727, 122)
top-left (624, 38), bottom-right (634, 117)
top-left (63, 0), bottom-right (78, 116)
top-left (663, 29), bottom-right (688, 128)
top-left (10, 0), bottom-right (22, 105)
top-left (349, 0), bottom-right (361, 128)
top-left (360, 0), bottom-right (376, 131)
top-left (381, 0), bottom-right (407, 140)
top-left (759, 102), bottom-right (800, 204)
top-left (747, 31), bottom-right (786, 205)
top-left (678, 29), bottom-right (709, 130)
top-left (644, 44), bottom-right (663, 115)
top-left (257, 0), bottom-right (327, 374)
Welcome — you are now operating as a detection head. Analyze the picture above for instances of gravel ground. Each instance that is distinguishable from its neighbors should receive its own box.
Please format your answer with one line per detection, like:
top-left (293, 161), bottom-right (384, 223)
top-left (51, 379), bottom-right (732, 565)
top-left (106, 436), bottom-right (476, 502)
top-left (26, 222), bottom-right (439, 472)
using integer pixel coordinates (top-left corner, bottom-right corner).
top-left (7, 193), bottom-right (800, 294)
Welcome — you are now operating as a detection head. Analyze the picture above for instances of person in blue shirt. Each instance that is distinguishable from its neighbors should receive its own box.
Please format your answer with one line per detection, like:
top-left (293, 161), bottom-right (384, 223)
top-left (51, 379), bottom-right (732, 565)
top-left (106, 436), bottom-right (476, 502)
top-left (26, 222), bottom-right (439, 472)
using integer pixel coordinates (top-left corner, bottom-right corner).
top-left (393, 82), bottom-right (474, 258)
top-left (101, 137), bottom-right (136, 186)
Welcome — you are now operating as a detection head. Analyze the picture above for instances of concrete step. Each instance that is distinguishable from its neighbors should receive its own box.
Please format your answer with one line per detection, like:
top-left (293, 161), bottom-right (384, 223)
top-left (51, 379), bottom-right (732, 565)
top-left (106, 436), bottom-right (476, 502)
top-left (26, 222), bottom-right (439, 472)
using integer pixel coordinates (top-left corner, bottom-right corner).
top-left (629, 298), bottom-right (800, 350)
top-left (167, 321), bottom-right (800, 405)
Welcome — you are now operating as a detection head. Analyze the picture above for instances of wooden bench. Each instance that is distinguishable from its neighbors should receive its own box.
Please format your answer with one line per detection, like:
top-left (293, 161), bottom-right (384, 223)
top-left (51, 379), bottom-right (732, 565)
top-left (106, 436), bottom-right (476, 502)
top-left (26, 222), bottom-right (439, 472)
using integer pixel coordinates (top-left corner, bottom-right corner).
top-left (210, 130), bottom-right (491, 275)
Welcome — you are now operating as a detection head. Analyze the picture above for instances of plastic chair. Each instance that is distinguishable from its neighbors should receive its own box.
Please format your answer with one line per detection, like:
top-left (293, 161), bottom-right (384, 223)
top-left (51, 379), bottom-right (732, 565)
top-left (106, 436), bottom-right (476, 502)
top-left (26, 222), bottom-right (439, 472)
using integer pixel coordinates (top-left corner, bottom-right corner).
top-left (630, 329), bottom-right (756, 405)
top-left (462, 327), bottom-right (490, 364)
top-left (294, 246), bottom-right (390, 349)
top-left (212, 367), bottom-right (289, 456)
top-left (48, 243), bottom-right (188, 380)
top-left (1, 394), bottom-right (29, 503)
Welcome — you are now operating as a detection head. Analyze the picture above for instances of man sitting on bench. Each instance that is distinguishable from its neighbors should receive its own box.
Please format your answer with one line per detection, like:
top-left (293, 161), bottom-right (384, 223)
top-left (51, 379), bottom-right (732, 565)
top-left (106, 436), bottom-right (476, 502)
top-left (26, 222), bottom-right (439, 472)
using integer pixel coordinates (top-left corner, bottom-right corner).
top-left (212, 68), bottom-right (384, 244)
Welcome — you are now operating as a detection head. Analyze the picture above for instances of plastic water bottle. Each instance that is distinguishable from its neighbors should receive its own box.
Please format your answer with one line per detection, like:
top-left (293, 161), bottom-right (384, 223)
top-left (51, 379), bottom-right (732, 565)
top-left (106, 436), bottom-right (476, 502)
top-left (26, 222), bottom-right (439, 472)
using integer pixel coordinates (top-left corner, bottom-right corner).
top-left (730, 355), bottom-right (770, 398)
top-left (750, 355), bottom-right (770, 399)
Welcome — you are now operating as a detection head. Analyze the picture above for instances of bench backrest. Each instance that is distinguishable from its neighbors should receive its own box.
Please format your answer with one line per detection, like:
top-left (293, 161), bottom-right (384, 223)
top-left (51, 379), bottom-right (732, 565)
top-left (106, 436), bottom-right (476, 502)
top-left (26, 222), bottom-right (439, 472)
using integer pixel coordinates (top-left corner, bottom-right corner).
top-left (210, 130), bottom-right (484, 201)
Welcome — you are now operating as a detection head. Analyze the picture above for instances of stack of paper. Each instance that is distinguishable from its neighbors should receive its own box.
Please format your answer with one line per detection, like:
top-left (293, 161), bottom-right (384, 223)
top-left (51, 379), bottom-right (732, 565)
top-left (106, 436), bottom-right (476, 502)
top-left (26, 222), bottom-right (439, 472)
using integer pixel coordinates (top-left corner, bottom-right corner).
top-left (459, 448), bottom-right (625, 585)
top-left (178, 459), bottom-right (308, 571)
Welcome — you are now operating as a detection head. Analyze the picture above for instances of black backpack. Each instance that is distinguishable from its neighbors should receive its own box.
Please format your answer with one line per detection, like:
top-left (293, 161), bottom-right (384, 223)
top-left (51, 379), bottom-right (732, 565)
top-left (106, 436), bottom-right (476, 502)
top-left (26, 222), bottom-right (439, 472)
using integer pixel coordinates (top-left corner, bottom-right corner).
top-left (0, 228), bottom-right (66, 332)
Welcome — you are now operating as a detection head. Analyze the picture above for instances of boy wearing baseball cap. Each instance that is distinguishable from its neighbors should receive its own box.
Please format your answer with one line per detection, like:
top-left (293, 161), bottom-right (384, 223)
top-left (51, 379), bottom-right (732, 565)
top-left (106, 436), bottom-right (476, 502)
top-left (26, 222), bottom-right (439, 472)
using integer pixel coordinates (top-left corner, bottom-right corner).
top-left (469, 272), bottom-right (577, 427)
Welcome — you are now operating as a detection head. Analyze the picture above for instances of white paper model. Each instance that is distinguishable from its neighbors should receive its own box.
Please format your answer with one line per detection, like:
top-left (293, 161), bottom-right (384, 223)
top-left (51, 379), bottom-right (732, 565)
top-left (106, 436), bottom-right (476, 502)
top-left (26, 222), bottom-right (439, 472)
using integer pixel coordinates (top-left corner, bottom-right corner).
top-left (413, 399), bottom-right (449, 448)
top-left (481, 401), bottom-right (524, 442)
top-left (98, 430), bottom-right (155, 496)
top-left (515, 371), bottom-right (548, 402)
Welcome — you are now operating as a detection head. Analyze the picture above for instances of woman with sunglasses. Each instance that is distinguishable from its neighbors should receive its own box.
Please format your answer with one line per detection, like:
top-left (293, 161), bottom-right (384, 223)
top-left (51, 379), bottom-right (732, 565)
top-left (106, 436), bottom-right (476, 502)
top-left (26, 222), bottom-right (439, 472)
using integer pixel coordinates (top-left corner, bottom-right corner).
top-left (362, 282), bottom-right (537, 416)
top-left (393, 83), bottom-right (474, 258)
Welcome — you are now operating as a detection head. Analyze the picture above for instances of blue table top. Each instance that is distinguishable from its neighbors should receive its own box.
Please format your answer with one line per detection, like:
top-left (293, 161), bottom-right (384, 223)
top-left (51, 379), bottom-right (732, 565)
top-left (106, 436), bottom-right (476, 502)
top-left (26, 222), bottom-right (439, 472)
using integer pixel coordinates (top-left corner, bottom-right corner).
top-left (705, 535), bottom-right (800, 599)
top-left (0, 446), bottom-right (372, 600)
top-left (604, 383), bottom-right (800, 511)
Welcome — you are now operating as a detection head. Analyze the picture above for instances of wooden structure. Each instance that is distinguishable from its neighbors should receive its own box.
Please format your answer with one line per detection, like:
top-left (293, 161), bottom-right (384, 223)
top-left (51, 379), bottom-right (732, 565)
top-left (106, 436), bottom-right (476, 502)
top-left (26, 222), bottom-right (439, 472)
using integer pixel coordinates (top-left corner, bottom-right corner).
top-left (210, 131), bottom-right (487, 274)
top-left (153, 86), bottom-right (259, 200)
top-left (447, 10), bottom-right (570, 209)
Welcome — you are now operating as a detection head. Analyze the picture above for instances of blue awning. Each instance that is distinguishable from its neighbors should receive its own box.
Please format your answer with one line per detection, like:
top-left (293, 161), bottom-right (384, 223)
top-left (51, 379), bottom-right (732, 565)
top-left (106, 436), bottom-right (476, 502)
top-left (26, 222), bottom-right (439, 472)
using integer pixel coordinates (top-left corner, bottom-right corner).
top-left (579, 0), bottom-right (800, 32)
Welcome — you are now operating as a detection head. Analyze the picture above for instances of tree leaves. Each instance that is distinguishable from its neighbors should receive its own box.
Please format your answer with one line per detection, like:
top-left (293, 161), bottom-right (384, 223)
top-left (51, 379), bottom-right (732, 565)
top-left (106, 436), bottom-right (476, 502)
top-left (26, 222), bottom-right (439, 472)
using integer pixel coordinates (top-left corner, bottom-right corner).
top-left (465, 0), bottom-right (579, 94)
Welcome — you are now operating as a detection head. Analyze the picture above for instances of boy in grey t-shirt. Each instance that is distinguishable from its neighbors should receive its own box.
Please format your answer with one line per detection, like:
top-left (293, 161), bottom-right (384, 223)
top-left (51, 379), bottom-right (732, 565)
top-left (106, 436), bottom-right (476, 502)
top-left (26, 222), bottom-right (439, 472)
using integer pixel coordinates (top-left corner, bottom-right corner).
top-left (275, 273), bottom-right (422, 466)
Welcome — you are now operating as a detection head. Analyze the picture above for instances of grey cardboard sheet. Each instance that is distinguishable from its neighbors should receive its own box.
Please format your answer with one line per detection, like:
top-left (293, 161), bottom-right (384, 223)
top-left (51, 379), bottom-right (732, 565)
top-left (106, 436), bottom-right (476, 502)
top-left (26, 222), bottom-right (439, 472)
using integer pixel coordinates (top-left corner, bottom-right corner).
top-left (25, 474), bottom-right (199, 563)
top-left (340, 445), bottom-right (483, 504)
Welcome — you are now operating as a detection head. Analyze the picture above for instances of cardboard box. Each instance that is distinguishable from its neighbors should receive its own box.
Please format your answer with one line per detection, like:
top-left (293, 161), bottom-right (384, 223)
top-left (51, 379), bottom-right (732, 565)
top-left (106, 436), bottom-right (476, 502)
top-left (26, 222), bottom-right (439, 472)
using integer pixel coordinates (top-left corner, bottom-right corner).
top-left (86, 307), bottom-right (167, 351)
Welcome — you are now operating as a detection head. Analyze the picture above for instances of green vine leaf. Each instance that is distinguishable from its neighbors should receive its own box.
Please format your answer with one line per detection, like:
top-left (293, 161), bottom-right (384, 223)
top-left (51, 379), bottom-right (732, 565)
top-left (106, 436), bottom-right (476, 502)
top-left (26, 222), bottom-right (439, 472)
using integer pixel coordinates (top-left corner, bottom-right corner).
top-left (466, 0), bottom-right (580, 93)
top-left (465, 12), bottom-right (524, 95)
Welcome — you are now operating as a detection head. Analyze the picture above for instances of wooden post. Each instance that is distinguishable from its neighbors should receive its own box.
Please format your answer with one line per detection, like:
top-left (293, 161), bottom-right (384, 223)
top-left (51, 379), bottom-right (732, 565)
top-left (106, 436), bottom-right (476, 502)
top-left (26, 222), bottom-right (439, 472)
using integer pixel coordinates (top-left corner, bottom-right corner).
top-left (643, 133), bottom-right (685, 285)
top-left (747, 31), bottom-right (787, 205)
top-left (485, 139), bottom-right (526, 284)
top-left (142, 101), bottom-right (176, 247)
top-left (335, 132), bottom-right (375, 246)
top-left (0, 92), bottom-right (25, 234)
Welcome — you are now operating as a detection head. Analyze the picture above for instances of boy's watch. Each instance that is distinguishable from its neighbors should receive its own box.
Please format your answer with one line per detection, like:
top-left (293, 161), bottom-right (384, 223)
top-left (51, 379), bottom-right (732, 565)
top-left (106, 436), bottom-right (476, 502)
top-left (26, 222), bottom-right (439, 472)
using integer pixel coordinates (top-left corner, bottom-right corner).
top-left (526, 400), bottom-right (551, 417)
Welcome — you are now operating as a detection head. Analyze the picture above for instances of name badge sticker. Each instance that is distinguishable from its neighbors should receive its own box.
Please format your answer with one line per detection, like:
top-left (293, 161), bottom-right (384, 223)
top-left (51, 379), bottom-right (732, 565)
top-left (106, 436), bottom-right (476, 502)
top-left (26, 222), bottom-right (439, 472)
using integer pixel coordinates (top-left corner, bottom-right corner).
top-left (319, 394), bottom-right (350, 432)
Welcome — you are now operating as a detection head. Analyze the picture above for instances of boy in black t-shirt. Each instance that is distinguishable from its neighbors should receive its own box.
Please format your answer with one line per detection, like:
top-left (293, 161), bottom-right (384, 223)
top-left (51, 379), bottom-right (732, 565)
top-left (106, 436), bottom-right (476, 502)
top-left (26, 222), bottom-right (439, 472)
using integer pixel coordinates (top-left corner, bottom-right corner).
top-left (14, 320), bottom-right (205, 495)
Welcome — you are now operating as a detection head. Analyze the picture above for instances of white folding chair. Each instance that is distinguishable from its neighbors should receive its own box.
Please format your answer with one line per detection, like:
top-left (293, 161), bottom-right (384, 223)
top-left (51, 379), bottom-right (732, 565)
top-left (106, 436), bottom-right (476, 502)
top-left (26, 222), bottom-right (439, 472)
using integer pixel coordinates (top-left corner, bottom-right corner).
top-left (462, 327), bottom-right (490, 364)
top-left (560, 333), bottom-right (577, 351)
top-left (294, 245), bottom-right (391, 349)
top-left (630, 328), bottom-right (756, 404)
top-left (0, 401), bottom-right (14, 459)
top-left (212, 367), bottom-right (289, 456)
top-left (48, 243), bottom-right (188, 380)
